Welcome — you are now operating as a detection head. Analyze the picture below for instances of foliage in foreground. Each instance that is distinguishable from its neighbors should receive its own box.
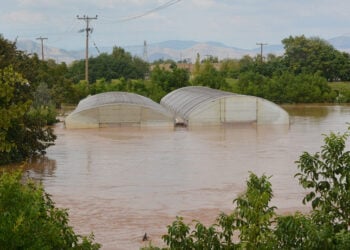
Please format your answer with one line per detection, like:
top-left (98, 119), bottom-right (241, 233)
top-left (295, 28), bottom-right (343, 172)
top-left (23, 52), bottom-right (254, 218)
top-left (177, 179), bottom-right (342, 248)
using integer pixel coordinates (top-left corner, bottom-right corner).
top-left (0, 171), bottom-right (101, 249)
top-left (0, 67), bottom-right (56, 165)
top-left (144, 128), bottom-right (350, 249)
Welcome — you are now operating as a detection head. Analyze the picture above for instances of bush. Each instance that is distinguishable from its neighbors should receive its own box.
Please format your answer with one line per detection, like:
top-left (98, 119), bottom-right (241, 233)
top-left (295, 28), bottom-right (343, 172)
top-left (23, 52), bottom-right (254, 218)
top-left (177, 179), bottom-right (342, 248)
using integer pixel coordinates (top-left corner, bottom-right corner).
top-left (0, 171), bottom-right (101, 249)
top-left (0, 67), bottom-right (56, 165)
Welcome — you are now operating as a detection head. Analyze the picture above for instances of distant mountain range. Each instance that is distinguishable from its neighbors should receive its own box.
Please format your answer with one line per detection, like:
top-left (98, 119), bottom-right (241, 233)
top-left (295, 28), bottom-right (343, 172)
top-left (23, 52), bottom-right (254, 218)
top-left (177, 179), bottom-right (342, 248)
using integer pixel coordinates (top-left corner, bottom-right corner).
top-left (16, 36), bottom-right (350, 64)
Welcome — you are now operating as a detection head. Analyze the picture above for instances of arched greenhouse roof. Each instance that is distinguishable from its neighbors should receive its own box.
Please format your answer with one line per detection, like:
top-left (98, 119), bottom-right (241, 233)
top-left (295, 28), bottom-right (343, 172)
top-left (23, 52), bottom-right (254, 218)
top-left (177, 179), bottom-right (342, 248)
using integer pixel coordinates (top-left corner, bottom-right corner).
top-left (160, 86), bottom-right (238, 120)
top-left (161, 86), bottom-right (289, 126)
top-left (71, 91), bottom-right (171, 117)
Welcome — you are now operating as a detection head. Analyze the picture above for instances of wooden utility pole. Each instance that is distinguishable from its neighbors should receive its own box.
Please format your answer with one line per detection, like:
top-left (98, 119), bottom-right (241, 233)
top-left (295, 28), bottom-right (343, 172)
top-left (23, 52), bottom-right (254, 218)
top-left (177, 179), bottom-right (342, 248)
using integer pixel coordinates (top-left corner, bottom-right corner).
top-left (77, 15), bottom-right (98, 83)
top-left (36, 36), bottom-right (48, 60)
top-left (256, 42), bottom-right (267, 63)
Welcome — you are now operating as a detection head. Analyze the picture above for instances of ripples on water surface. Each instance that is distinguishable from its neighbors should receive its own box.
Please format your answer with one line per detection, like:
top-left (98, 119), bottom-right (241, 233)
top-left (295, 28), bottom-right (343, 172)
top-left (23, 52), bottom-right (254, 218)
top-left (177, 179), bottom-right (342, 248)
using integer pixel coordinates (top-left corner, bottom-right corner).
top-left (20, 105), bottom-right (350, 249)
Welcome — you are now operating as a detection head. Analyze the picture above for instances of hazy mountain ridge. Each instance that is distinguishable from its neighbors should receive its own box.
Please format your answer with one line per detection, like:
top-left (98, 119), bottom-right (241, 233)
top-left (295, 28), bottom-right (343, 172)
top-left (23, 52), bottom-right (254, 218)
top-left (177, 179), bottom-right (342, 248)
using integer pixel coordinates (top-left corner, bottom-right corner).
top-left (16, 36), bottom-right (350, 64)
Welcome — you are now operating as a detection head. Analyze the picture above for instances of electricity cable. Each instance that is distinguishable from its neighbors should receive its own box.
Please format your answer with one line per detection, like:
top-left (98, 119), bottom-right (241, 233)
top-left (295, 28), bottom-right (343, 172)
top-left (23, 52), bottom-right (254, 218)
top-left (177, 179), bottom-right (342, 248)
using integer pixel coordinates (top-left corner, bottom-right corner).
top-left (101, 0), bottom-right (182, 23)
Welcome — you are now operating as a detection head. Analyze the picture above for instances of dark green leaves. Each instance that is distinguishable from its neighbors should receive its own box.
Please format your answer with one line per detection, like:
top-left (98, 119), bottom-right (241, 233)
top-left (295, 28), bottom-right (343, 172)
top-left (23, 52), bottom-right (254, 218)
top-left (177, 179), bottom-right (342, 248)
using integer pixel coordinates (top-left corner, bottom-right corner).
top-left (295, 128), bottom-right (350, 227)
top-left (0, 67), bottom-right (56, 165)
top-left (0, 171), bottom-right (101, 249)
top-left (160, 174), bottom-right (275, 250)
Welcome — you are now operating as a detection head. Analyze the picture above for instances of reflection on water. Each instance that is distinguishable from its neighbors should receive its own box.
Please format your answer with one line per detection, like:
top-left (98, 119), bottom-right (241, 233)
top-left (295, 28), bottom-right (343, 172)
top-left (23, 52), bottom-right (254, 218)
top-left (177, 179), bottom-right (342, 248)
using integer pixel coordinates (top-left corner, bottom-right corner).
top-left (5, 104), bottom-right (350, 249)
top-left (24, 157), bottom-right (57, 179)
top-left (0, 157), bottom-right (56, 181)
top-left (282, 104), bottom-right (331, 118)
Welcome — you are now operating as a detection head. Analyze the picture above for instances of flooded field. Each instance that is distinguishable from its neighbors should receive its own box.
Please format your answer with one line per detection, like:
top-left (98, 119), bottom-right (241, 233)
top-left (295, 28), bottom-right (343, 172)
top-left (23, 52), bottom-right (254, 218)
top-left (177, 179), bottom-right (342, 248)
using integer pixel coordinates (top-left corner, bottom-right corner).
top-left (18, 104), bottom-right (350, 249)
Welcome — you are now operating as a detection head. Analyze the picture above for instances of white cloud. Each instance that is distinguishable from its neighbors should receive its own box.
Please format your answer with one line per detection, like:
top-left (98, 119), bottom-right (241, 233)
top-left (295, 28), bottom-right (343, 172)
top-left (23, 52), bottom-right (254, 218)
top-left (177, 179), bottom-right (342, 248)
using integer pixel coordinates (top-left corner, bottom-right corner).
top-left (190, 0), bottom-right (215, 8)
top-left (17, 0), bottom-right (63, 8)
top-left (3, 10), bottom-right (46, 24)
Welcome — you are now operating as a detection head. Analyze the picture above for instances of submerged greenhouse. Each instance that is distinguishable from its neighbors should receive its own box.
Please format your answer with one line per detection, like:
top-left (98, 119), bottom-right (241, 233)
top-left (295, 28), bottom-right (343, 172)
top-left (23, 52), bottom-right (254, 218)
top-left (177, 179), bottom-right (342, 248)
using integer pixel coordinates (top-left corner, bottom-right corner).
top-left (160, 86), bottom-right (289, 127)
top-left (65, 87), bottom-right (289, 129)
top-left (65, 92), bottom-right (174, 128)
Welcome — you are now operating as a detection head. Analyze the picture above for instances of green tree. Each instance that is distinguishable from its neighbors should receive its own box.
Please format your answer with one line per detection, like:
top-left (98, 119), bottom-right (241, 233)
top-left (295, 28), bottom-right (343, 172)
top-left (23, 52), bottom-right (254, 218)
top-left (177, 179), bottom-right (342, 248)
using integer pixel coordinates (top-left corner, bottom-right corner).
top-left (201, 55), bottom-right (219, 63)
top-left (233, 173), bottom-right (276, 249)
top-left (32, 82), bottom-right (58, 125)
top-left (162, 216), bottom-right (194, 249)
top-left (159, 173), bottom-right (276, 250)
top-left (282, 35), bottom-right (350, 81)
top-left (274, 128), bottom-right (350, 249)
top-left (0, 67), bottom-right (56, 165)
top-left (36, 59), bottom-right (73, 107)
top-left (193, 53), bottom-right (201, 77)
top-left (220, 58), bottom-right (240, 78)
top-left (239, 55), bottom-right (256, 73)
top-left (295, 128), bottom-right (350, 229)
top-left (0, 35), bottom-right (76, 108)
top-left (71, 80), bottom-right (90, 103)
top-left (51, 77), bottom-right (76, 106)
top-left (69, 47), bottom-right (149, 83)
top-left (237, 71), bottom-right (268, 98)
top-left (237, 71), bottom-right (334, 103)
top-left (150, 64), bottom-right (190, 93)
top-left (237, 54), bottom-right (287, 78)
top-left (0, 35), bottom-right (42, 87)
top-left (0, 35), bottom-right (17, 69)
top-left (192, 61), bottom-right (227, 90)
top-left (0, 170), bottom-right (101, 249)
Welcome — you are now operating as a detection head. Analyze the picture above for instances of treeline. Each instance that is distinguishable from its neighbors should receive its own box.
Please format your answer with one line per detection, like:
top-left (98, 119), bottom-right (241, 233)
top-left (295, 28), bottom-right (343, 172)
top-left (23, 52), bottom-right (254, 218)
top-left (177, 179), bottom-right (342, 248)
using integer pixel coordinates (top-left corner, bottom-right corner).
top-left (73, 35), bottom-right (350, 105)
top-left (220, 35), bottom-right (350, 103)
top-left (3, 34), bottom-right (350, 109)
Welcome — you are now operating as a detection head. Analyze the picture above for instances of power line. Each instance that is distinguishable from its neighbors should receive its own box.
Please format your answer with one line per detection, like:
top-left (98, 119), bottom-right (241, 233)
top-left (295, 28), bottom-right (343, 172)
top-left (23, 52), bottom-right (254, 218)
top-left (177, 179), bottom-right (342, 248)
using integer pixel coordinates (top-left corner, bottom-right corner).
top-left (77, 15), bottom-right (98, 83)
top-left (36, 36), bottom-right (48, 60)
top-left (48, 18), bottom-right (80, 44)
top-left (93, 41), bottom-right (101, 55)
top-left (102, 0), bottom-right (182, 23)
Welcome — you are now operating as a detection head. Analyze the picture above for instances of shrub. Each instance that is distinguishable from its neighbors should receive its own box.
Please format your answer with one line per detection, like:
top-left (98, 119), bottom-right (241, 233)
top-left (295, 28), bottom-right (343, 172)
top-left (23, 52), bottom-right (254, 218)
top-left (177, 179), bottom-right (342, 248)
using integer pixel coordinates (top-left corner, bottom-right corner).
top-left (0, 171), bottom-right (101, 249)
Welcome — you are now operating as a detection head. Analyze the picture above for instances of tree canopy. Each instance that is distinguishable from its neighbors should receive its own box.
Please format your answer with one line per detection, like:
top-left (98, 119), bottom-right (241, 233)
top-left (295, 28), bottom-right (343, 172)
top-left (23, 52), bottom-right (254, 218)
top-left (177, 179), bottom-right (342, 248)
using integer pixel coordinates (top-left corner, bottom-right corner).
top-left (68, 47), bottom-right (149, 83)
top-left (282, 35), bottom-right (350, 81)
top-left (0, 67), bottom-right (56, 165)
top-left (0, 36), bottom-right (56, 165)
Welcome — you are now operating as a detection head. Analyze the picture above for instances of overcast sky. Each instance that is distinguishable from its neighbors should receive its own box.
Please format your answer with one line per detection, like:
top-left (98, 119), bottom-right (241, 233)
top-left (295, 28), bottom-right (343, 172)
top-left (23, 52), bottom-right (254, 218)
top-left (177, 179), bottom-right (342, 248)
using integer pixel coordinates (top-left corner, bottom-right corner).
top-left (1, 0), bottom-right (350, 50)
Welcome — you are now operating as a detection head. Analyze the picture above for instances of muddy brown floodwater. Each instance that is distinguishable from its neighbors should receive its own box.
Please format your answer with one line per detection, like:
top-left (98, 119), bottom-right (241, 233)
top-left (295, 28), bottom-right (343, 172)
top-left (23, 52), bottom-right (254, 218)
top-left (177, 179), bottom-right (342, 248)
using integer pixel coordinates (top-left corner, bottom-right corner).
top-left (15, 104), bottom-right (350, 249)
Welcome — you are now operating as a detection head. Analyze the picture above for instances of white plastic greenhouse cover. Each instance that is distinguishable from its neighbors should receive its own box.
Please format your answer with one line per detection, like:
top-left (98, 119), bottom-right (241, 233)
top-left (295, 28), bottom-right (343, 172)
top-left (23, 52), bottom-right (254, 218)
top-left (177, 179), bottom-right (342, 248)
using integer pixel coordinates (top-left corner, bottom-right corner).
top-left (65, 92), bottom-right (174, 128)
top-left (160, 86), bottom-right (237, 120)
top-left (71, 91), bottom-right (170, 116)
top-left (160, 86), bottom-right (289, 125)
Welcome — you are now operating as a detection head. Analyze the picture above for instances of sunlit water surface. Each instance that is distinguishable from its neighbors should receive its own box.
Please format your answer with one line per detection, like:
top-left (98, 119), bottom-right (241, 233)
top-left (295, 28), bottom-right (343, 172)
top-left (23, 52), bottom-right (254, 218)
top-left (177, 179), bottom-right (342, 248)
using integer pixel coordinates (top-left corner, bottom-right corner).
top-left (16, 105), bottom-right (350, 249)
